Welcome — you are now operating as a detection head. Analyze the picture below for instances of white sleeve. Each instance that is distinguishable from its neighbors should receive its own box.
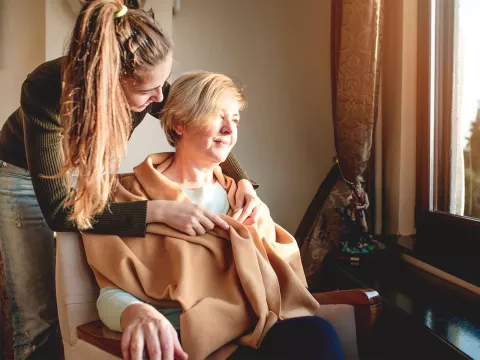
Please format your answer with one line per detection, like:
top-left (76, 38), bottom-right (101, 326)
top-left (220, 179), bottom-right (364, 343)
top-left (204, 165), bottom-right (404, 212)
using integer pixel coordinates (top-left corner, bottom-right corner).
top-left (96, 287), bottom-right (144, 332)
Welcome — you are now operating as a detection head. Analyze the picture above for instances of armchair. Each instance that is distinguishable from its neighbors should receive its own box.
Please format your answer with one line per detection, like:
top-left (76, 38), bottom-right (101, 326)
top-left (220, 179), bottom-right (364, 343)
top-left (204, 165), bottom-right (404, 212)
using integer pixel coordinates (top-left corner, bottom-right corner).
top-left (56, 232), bottom-right (381, 360)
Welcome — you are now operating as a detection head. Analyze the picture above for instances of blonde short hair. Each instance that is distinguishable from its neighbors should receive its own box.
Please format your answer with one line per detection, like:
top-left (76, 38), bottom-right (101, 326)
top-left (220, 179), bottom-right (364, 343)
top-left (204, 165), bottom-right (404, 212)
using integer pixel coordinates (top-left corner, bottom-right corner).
top-left (160, 71), bottom-right (246, 146)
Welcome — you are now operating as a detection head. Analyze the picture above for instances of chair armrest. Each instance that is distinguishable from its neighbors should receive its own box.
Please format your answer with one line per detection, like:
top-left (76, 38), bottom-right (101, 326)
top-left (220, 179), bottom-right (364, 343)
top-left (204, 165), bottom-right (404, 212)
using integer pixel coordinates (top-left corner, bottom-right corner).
top-left (312, 288), bottom-right (380, 306)
top-left (312, 289), bottom-right (382, 343)
top-left (78, 289), bottom-right (382, 357)
top-left (77, 321), bottom-right (122, 358)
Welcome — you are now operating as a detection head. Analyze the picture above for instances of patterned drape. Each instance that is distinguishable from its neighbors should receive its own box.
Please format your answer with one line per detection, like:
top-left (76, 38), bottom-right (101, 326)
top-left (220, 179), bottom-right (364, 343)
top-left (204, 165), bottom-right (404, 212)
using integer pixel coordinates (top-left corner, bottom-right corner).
top-left (297, 0), bottom-right (384, 287)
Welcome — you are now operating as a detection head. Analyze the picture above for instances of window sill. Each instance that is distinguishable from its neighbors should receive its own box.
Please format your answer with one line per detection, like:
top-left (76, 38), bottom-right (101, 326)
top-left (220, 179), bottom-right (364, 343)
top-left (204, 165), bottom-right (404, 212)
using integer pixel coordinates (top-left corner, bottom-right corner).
top-left (316, 246), bottom-right (480, 359)
top-left (385, 234), bottom-right (480, 290)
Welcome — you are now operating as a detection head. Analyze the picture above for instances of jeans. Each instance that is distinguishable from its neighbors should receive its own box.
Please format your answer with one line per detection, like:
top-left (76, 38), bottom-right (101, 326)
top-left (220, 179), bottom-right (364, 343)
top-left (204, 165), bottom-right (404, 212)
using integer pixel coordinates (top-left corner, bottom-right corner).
top-left (229, 316), bottom-right (345, 360)
top-left (0, 160), bottom-right (57, 359)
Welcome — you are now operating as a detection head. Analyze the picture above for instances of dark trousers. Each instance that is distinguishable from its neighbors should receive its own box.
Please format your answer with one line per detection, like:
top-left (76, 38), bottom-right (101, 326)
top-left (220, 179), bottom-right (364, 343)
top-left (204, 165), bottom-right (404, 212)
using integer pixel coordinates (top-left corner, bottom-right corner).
top-left (229, 316), bottom-right (345, 360)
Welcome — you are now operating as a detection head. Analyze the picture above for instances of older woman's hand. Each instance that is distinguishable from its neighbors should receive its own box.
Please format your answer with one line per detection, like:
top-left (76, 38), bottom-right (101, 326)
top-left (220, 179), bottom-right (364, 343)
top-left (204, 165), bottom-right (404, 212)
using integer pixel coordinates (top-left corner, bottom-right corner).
top-left (232, 179), bottom-right (264, 224)
top-left (121, 303), bottom-right (188, 360)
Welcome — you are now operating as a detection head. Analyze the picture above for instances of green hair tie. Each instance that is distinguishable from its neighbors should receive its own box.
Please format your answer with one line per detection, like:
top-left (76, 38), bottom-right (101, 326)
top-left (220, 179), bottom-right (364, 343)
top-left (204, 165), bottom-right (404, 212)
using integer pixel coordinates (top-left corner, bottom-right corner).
top-left (114, 5), bottom-right (128, 19)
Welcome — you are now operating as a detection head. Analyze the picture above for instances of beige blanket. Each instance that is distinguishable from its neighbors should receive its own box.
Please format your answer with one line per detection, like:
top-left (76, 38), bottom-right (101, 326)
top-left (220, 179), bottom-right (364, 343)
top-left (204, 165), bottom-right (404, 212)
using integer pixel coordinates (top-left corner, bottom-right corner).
top-left (82, 153), bottom-right (319, 360)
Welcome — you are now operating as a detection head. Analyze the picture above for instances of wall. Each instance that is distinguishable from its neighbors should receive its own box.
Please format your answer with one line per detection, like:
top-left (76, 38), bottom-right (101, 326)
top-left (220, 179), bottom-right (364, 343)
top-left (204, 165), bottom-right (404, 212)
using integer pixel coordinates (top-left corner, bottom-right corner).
top-left (0, 0), bottom-right (46, 125)
top-left (45, 0), bottom-right (74, 61)
top-left (382, 0), bottom-right (417, 235)
top-left (171, 0), bottom-right (334, 232)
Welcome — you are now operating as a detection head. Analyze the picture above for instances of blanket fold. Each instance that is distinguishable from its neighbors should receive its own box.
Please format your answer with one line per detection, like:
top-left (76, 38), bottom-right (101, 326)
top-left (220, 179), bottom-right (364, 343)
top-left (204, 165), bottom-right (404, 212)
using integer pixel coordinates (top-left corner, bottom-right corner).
top-left (82, 153), bottom-right (319, 360)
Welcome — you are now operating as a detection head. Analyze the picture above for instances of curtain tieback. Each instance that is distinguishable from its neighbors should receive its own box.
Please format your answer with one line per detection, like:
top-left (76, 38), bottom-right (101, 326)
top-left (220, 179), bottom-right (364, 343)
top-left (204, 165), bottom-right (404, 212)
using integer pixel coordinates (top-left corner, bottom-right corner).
top-left (334, 156), bottom-right (355, 185)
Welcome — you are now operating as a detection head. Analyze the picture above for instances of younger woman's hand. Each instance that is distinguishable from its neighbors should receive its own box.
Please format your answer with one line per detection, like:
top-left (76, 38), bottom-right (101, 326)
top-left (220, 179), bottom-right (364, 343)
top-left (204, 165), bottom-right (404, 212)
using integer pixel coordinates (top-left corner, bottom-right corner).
top-left (147, 200), bottom-right (230, 236)
top-left (120, 303), bottom-right (188, 360)
top-left (232, 179), bottom-right (264, 224)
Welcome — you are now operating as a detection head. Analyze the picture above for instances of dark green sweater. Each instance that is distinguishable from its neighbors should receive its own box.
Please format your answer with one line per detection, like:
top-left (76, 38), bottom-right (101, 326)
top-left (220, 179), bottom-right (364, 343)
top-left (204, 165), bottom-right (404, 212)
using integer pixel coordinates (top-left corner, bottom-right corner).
top-left (0, 57), bottom-right (250, 237)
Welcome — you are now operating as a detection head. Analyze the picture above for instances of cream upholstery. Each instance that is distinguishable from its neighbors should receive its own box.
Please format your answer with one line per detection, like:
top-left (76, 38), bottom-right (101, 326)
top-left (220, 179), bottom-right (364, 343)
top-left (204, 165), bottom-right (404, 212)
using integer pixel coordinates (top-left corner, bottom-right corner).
top-left (55, 232), bottom-right (359, 360)
top-left (316, 304), bottom-right (359, 360)
top-left (55, 232), bottom-right (120, 359)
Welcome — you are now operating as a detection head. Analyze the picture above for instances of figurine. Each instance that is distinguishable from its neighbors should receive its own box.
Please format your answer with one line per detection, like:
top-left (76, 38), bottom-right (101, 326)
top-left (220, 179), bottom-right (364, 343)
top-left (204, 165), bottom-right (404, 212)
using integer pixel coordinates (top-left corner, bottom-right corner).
top-left (347, 175), bottom-right (369, 235)
top-left (337, 175), bottom-right (377, 255)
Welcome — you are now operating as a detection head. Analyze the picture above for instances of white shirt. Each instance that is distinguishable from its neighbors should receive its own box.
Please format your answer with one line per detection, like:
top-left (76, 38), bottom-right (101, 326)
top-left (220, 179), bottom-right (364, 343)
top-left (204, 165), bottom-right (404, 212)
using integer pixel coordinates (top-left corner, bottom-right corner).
top-left (182, 180), bottom-right (230, 215)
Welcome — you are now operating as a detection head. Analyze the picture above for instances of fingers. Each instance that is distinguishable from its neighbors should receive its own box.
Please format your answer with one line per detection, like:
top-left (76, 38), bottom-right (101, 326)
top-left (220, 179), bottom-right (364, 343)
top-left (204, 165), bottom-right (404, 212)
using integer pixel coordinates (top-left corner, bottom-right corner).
top-left (158, 324), bottom-right (174, 360)
top-left (232, 208), bottom-right (242, 221)
top-left (237, 197), bottom-right (257, 224)
top-left (171, 328), bottom-right (188, 360)
top-left (187, 214), bottom-right (216, 236)
top-left (183, 205), bottom-right (229, 235)
top-left (120, 305), bottom-right (182, 360)
top-left (144, 323), bottom-right (161, 360)
top-left (234, 187), bottom-right (245, 210)
top-left (251, 205), bottom-right (261, 222)
top-left (203, 210), bottom-right (229, 231)
top-left (235, 208), bottom-right (249, 224)
top-left (233, 198), bottom-right (263, 224)
top-left (121, 328), bottom-right (133, 360)
top-left (196, 213), bottom-right (215, 232)
top-left (130, 331), bottom-right (145, 360)
top-left (190, 219), bottom-right (207, 236)
top-left (123, 321), bottom-right (180, 360)
top-left (183, 226), bottom-right (197, 237)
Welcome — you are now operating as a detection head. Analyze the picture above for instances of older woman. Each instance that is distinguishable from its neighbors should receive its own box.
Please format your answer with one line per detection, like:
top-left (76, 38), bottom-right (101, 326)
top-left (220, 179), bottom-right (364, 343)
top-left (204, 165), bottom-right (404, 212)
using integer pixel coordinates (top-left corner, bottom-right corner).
top-left (85, 72), bottom-right (344, 360)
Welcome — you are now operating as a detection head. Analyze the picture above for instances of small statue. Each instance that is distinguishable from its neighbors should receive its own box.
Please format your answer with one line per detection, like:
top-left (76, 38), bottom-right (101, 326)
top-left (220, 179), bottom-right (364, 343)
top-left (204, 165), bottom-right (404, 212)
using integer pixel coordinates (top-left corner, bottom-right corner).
top-left (337, 175), bottom-right (377, 255)
top-left (346, 175), bottom-right (369, 237)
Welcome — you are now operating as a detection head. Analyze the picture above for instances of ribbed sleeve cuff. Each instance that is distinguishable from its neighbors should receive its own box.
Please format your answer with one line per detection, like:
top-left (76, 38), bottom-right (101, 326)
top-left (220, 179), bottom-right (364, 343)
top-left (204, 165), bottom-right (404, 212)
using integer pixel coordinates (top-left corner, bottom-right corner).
top-left (221, 152), bottom-right (259, 189)
top-left (89, 200), bottom-right (148, 237)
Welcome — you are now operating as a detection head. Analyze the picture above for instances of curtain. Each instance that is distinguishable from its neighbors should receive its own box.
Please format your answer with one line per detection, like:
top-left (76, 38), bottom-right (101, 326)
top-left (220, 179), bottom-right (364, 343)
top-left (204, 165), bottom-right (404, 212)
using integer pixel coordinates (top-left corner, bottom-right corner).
top-left (297, 0), bottom-right (384, 287)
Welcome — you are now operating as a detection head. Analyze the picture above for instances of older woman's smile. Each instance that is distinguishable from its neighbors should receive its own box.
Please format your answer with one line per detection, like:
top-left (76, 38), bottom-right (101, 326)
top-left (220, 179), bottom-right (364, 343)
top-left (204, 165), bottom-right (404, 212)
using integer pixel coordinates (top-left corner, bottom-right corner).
top-left (213, 137), bottom-right (231, 146)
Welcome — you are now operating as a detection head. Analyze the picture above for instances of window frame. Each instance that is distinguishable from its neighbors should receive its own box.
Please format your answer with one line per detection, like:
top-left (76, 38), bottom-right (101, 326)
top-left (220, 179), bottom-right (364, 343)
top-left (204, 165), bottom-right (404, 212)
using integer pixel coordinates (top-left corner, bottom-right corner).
top-left (415, 0), bottom-right (480, 278)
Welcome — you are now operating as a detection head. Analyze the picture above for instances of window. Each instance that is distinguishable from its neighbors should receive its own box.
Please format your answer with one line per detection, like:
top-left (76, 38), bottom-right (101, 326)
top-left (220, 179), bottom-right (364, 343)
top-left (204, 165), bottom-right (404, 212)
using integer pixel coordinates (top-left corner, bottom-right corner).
top-left (416, 0), bottom-right (480, 281)
top-left (455, 1), bottom-right (480, 218)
